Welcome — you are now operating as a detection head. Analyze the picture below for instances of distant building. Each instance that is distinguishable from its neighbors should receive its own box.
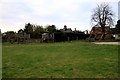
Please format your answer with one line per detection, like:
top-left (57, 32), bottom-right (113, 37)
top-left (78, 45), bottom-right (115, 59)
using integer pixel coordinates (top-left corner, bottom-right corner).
top-left (111, 28), bottom-right (120, 39)
top-left (41, 33), bottom-right (54, 43)
top-left (17, 29), bottom-right (30, 43)
top-left (90, 26), bottom-right (112, 40)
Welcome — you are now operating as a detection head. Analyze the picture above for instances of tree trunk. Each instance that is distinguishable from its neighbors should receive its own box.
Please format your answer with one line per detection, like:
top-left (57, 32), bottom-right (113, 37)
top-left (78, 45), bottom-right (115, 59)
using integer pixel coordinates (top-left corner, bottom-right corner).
top-left (101, 28), bottom-right (105, 40)
top-left (101, 33), bottom-right (105, 40)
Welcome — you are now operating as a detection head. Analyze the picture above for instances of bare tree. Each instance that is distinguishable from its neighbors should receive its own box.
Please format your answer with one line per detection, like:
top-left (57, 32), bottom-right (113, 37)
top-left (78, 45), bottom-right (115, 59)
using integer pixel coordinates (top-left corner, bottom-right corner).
top-left (91, 3), bottom-right (114, 40)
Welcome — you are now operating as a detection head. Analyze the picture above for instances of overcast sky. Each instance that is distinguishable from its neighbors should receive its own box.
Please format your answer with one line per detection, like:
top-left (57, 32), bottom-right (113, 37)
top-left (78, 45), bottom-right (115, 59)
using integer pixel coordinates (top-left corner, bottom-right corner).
top-left (0, 0), bottom-right (119, 33)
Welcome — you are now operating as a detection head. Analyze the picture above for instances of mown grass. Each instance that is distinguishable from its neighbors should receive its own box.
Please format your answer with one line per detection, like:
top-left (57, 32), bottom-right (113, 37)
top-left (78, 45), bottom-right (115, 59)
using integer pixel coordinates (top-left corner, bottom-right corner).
top-left (2, 41), bottom-right (119, 78)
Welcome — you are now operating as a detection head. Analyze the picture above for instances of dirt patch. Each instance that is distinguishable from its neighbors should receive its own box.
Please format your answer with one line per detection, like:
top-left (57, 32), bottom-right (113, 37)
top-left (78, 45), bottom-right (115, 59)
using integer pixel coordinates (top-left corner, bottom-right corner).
top-left (92, 42), bottom-right (120, 45)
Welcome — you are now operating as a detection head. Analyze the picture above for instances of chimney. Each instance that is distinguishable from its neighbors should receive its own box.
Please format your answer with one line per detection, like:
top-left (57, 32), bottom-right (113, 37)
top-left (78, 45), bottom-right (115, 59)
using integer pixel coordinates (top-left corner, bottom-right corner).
top-left (75, 28), bottom-right (76, 32)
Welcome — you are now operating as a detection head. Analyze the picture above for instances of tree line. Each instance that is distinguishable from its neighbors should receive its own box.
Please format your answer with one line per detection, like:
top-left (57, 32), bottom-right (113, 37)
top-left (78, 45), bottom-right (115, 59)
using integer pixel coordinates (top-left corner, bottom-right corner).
top-left (21, 23), bottom-right (83, 39)
top-left (2, 23), bottom-right (84, 43)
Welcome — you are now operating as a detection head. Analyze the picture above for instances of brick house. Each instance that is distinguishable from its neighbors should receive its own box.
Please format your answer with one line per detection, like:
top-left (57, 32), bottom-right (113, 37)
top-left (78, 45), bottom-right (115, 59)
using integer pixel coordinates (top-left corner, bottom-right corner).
top-left (90, 26), bottom-right (113, 40)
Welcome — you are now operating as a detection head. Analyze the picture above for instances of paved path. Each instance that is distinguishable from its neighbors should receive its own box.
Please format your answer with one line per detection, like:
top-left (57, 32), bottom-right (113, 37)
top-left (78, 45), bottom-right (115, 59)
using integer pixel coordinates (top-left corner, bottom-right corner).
top-left (92, 42), bottom-right (120, 45)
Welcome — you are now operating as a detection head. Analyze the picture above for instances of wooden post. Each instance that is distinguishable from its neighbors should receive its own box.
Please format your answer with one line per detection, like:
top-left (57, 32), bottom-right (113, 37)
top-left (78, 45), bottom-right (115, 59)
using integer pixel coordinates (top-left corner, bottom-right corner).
top-left (76, 36), bottom-right (78, 40)
top-left (67, 37), bottom-right (70, 41)
top-left (53, 33), bottom-right (55, 42)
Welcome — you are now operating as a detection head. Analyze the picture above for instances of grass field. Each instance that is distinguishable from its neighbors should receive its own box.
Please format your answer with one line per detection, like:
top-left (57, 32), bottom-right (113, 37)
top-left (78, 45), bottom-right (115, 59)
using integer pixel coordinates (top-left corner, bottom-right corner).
top-left (2, 41), bottom-right (119, 78)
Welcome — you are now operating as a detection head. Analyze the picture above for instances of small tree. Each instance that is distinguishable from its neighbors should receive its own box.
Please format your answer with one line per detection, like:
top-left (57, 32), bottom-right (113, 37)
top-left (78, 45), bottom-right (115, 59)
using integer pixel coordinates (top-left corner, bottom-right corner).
top-left (45, 25), bottom-right (56, 33)
top-left (64, 25), bottom-right (67, 31)
top-left (5, 31), bottom-right (16, 43)
top-left (33, 26), bottom-right (45, 38)
top-left (24, 23), bottom-right (33, 34)
top-left (91, 3), bottom-right (114, 40)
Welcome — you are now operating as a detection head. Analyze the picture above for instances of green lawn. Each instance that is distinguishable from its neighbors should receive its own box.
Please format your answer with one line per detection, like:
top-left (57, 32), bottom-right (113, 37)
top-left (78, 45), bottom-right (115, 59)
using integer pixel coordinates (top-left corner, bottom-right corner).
top-left (2, 41), bottom-right (119, 78)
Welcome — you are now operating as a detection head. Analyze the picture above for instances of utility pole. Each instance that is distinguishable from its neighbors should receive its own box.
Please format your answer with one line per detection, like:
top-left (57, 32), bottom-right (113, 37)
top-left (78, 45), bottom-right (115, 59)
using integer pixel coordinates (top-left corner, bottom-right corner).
top-left (118, 1), bottom-right (120, 20)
